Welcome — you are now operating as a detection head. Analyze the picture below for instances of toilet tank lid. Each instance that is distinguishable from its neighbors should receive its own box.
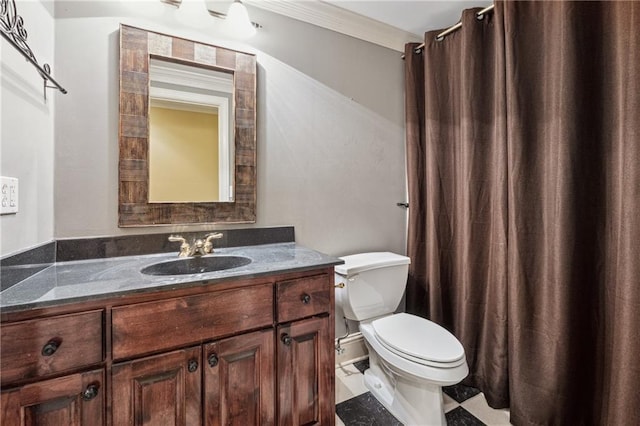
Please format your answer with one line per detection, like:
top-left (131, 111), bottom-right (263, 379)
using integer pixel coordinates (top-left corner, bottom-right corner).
top-left (335, 252), bottom-right (410, 276)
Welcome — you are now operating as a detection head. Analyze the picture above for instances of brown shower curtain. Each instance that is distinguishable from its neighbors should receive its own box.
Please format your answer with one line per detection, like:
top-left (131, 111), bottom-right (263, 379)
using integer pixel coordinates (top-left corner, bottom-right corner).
top-left (405, 1), bottom-right (640, 425)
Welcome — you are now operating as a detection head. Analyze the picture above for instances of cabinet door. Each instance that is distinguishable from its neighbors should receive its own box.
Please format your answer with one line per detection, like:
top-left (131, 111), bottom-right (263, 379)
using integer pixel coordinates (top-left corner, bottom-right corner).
top-left (277, 316), bottom-right (333, 426)
top-left (112, 346), bottom-right (202, 426)
top-left (203, 329), bottom-right (275, 426)
top-left (0, 369), bottom-right (104, 426)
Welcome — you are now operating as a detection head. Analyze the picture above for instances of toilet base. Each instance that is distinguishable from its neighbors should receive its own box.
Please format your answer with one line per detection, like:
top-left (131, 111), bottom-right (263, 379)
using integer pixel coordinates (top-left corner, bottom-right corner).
top-left (363, 344), bottom-right (447, 426)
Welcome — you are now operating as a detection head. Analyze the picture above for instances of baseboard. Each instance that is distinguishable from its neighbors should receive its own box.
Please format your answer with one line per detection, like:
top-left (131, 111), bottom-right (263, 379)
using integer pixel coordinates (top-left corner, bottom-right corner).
top-left (335, 332), bottom-right (368, 368)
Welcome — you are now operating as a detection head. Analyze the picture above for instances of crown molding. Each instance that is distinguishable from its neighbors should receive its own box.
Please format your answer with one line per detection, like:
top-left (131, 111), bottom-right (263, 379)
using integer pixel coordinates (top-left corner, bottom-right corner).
top-left (244, 0), bottom-right (421, 52)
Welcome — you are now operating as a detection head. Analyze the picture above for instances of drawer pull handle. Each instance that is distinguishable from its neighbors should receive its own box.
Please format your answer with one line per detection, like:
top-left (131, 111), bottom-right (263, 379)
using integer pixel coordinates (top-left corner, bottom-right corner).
top-left (188, 359), bottom-right (199, 373)
top-left (82, 384), bottom-right (99, 401)
top-left (281, 333), bottom-right (292, 346)
top-left (208, 353), bottom-right (219, 368)
top-left (301, 293), bottom-right (311, 304)
top-left (41, 339), bottom-right (60, 356)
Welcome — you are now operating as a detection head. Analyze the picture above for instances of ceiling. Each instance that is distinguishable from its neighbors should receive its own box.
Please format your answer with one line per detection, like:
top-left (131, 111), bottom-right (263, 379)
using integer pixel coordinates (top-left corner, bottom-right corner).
top-left (245, 0), bottom-right (492, 52)
top-left (51, 0), bottom-right (492, 52)
top-left (324, 0), bottom-right (492, 37)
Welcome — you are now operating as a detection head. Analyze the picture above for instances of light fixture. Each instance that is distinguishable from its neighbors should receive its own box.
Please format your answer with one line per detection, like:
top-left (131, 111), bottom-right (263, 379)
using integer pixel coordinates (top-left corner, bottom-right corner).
top-left (160, 0), bottom-right (259, 39)
top-left (222, 0), bottom-right (257, 39)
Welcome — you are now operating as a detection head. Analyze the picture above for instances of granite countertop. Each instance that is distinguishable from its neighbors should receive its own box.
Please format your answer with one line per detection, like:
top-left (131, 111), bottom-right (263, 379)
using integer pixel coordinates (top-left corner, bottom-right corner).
top-left (0, 242), bottom-right (343, 313)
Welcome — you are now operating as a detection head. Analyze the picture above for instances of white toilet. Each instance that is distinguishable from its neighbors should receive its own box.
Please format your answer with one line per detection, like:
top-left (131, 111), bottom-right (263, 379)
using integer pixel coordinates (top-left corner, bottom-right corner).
top-left (335, 252), bottom-right (469, 426)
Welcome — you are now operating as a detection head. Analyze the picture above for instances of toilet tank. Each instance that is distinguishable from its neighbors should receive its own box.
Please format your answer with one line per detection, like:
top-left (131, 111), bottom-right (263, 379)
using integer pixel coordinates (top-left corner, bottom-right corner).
top-left (334, 252), bottom-right (411, 321)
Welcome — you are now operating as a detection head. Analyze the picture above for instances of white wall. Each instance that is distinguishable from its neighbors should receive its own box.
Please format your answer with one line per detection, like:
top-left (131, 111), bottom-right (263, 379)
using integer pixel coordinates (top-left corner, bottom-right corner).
top-left (53, 1), bottom-right (407, 257)
top-left (1, 1), bottom-right (55, 256)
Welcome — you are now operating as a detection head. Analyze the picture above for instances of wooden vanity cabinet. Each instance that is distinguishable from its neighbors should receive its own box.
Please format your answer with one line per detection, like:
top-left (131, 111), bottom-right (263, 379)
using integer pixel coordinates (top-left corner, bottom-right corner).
top-left (203, 329), bottom-right (275, 425)
top-left (110, 283), bottom-right (275, 426)
top-left (1, 268), bottom-right (335, 426)
top-left (275, 274), bottom-right (334, 426)
top-left (111, 329), bottom-right (275, 426)
top-left (0, 310), bottom-right (106, 426)
top-left (1, 369), bottom-right (105, 426)
top-left (0, 310), bottom-right (104, 384)
top-left (111, 346), bottom-right (203, 425)
top-left (277, 317), bottom-right (332, 426)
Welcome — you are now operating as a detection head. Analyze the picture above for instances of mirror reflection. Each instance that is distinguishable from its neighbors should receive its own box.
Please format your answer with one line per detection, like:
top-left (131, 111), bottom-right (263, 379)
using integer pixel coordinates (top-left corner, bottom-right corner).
top-left (148, 58), bottom-right (234, 203)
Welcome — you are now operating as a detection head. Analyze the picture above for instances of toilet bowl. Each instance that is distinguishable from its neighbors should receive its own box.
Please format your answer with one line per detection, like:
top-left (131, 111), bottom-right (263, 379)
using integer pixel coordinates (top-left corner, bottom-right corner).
top-left (360, 314), bottom-right (468, 425)
top-left (335, 252), bottom-right (469, 426)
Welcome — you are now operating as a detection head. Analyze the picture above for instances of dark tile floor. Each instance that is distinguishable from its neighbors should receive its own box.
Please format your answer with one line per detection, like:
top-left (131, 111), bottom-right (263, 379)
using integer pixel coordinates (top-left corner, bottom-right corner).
top-left (337, 392), bottom-right (403, 426)
top-left (336, 359), bottom-right (510, 425)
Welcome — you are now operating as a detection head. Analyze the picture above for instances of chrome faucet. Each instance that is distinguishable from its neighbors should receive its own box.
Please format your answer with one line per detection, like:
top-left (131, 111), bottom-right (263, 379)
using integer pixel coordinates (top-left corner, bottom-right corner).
top-left (168, 233), bottom-right (223, 257)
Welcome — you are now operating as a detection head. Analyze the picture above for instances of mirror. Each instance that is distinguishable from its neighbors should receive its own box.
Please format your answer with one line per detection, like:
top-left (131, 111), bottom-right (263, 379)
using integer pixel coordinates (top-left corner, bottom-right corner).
top-left (118, 25), bottom-right (256, 226)
top-left (148, 58), bottom-right (234, 203)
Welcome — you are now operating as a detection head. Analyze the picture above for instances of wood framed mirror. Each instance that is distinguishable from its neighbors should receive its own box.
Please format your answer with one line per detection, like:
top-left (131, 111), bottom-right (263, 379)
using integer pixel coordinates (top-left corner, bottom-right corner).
top-left (118, 24), bottom-right (256, 226)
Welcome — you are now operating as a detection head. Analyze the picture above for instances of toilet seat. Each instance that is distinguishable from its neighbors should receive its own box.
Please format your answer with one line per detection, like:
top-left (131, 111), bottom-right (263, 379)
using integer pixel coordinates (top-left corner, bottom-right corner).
top-left (372, 313), bottom-right (466, 368)
top-left (360, 321), bottom-right (469, 386)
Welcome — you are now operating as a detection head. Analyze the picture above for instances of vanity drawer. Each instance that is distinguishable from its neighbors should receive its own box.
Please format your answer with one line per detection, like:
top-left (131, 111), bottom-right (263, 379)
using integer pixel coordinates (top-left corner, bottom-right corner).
top-left (111, 283), bottom-right (274, 360)
top-left (277, 274), bottom-right (331, 323)
top-left (0, 310), bottom-right (104, 385)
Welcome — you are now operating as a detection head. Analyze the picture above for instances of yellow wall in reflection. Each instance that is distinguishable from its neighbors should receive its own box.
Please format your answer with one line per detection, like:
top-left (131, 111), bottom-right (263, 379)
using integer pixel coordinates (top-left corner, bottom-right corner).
top-left (149, 107), bottom-right (219, 202)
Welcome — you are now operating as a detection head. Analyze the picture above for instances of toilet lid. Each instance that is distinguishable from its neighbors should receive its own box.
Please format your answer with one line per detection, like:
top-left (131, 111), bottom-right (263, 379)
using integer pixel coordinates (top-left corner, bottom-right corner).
top-left (335, 252), bottom-right (410, 277)
top-left (372, 313), bottom-right (465, 367)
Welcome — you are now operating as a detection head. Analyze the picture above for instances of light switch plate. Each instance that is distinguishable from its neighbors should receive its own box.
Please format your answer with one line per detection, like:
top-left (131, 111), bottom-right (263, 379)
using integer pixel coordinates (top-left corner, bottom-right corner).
top-left (1, 176), bottom-right (19, 215)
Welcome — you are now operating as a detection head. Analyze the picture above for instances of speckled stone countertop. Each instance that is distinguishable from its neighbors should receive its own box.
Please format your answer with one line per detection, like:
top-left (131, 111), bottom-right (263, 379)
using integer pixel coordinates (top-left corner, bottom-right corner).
top-left (0, 243), bottom-right (343, 313)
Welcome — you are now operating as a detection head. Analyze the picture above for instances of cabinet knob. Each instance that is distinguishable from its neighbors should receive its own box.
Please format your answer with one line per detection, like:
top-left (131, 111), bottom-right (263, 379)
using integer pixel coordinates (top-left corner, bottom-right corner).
top-left (301, 293), bottom-right (311, 304)
top-left (82, 384), bottom-right (99, 401)
top-left (187, 359), bottom-right (199, 373)
top-left (281, 333), bottom-right (292, 346)
top-left (41, 339), bottom-right (60, 356)
top-left (208, 353), bottom-right (219, 368)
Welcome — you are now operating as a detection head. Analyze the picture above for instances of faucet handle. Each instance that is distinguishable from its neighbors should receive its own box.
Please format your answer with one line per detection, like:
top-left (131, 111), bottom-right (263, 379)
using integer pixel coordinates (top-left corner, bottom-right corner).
top-left (205, 233), bottom-right (223, 241)
top-left (203, 233), bottom-right (223, 254)
top-left (168, 235), bottom-right (190, 257)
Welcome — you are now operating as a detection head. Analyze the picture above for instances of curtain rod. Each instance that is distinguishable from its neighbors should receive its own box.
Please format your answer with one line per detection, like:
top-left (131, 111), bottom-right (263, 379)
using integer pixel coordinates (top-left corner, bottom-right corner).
top-left (401, 4), bottom-right (495, 59)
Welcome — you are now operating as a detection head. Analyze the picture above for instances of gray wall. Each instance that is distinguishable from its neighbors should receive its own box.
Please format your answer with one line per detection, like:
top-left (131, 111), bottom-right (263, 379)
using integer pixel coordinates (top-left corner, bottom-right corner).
top-left (51, 1), bottom-right (407, 257)
top-left (0, 1), bottom-right (55, 257)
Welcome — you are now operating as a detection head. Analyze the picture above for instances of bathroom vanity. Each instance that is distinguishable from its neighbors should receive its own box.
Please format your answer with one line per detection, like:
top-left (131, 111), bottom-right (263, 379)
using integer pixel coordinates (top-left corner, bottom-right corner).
top-left (0, 241), bottom-right (340, 425)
